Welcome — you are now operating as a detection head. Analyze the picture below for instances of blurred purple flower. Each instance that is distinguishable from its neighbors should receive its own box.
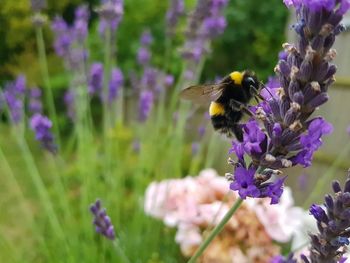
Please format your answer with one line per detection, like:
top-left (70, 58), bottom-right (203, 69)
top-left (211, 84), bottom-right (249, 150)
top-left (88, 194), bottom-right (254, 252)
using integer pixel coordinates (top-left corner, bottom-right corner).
top-left (97, 0), bottom-right (124, 35)
top-left (64, 90), bottom-right (75, 121)
top-left (202, 16), bottom-right (226, 38)
top-left (137, 30), bottom-right (153, 66)
top-left (140, 30), bottom-right (153, 45)
top-left (138, 90), bottom-right (154, 122)
top-left (108, 68), bottom-right (124, 102)
top-left (88, 63), bottom-right (104, 96)
top-left (298, 173), bottom-right (309, 191)
top-left (164, 75), bottom-right (174, 87)
top-left (73, 5), bottom-right (90, 42)
top-left (51, 5), bottom-right (90, 70)
top-left (137, 47), bottom-right (151, 66)
top-left (181, 0), bottom-right (228, 67)
top-left (90, 199), bottom-right (115, 240)
top-left (30, 0), bottom-right (46, 12)
top-left (51, 17), bottom-right (72, 57)
top-left (3, 75), bottom-right (26, 124)
top-left (30, 113), bottom-right (57, 153)
top-left (166, 0), bottom-right (185, 35)
top-left (347, 125), bottom-right (350, 136)
top-left (28, 87), bottom-right (42, 114)
top-left (191, 142), bottom-right (200, 156)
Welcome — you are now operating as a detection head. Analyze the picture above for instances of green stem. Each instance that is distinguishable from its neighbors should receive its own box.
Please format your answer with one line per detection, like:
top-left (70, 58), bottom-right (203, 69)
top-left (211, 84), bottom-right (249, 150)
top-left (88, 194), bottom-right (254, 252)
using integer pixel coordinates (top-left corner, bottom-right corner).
top-left (14, 135), bottom-right (65, 242)
top-left (35, 26), bottom-right (61, 148)
top-left (187, 198), bottom-right (244, 263)
top-left (112, 239), bottom-right (130, 263)
top-left (103, 28), bottom-right (112, 136)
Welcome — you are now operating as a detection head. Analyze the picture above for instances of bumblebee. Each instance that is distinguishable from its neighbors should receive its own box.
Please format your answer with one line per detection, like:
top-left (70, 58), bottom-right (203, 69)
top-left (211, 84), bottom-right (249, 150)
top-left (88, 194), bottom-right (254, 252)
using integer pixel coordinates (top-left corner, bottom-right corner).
top-left (180, 70), bottom-right (261, 141)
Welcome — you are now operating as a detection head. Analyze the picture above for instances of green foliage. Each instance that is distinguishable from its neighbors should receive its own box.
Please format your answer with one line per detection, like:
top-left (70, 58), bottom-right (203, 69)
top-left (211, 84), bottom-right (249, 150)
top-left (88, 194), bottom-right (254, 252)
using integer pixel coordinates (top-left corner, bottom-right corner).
top-left (203, 0), bottom-right (289, 81)
top-left (0, 0), bottom-right (288, 86)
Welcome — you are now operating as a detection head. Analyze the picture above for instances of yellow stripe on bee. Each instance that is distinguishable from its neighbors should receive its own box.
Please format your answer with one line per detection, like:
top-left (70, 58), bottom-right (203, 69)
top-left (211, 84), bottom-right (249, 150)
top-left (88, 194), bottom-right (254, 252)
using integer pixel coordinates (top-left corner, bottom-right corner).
top-left (209, 102), bottom-right (225, 116)
top-left (229, 71), bottom-right (243, 85)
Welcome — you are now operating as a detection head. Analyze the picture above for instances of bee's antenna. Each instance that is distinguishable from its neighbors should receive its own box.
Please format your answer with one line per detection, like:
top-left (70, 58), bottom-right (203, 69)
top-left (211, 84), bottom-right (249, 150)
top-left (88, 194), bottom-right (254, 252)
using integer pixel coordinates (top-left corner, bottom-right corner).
top-left (259, 81), bottom-right (277, 102)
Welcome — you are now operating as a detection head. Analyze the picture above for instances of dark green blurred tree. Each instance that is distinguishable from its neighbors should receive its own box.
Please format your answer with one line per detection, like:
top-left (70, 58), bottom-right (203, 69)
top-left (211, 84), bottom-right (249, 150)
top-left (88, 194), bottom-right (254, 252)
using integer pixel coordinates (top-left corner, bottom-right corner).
top-left (203, 0), bottom-right (289, 81)
top-left (0, 0), bottom-right (288, 86)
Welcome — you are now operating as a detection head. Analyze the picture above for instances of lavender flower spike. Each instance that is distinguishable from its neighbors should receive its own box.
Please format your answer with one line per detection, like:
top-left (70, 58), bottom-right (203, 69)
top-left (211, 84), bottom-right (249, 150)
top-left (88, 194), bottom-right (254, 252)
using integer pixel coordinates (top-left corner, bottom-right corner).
top-left (274, 172), bottom-right (350, 263)
top-left (109, 68), bottom-right (124, 102)
top-left (30, 113), bottom-right (57, 154)
top-left (166, 0), bottom-right (184, 36)
top-left (90, 199), bottom-right (115, 240)
top-left (227, 0), bottom-right (350, 204)
top-left (138, 90), bottom-right (154, 122)
top-left (3, 75), bottom-right (26, 124)
top-left (97, 0), bottom-right (124, 36)
top-left (30, 0), bottom-right (47, 12)
top-left (304, 174), bottom-right (350, 263)
top-left (28, 87), bottom-right (43, 115)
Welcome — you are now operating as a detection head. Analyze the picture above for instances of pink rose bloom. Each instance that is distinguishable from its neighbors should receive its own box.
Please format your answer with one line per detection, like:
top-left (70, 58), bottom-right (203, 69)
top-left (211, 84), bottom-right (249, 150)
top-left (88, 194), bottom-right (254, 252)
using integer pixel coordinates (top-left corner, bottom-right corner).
top-left (246, 187), bottom-right (310, 243)
top-left (144, 169), bottom-right (230, 227)
top-left (175, 223), bottom-right (202, 257)
top-left (144, 177), bottom-right (199, 226)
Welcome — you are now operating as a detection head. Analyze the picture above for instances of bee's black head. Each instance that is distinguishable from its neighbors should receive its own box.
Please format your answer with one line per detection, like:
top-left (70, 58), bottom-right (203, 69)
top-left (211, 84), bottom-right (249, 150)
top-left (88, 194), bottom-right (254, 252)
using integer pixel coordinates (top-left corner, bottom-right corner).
top-left (242, 71), bottom-right (260, 95)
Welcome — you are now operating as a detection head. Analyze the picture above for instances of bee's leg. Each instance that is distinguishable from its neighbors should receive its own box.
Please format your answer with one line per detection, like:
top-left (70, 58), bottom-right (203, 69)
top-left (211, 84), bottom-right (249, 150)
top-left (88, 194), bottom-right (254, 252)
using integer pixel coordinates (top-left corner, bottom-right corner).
top-left (229, 99), bottom-right (255, 117)
top-left (232, 124), bottom-right (243, 142)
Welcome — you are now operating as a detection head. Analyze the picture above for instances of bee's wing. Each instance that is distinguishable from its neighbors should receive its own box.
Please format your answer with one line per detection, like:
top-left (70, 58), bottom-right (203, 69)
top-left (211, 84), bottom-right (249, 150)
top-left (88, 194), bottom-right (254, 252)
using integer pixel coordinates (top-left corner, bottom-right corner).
top-left (180, 84), bottom-right (225, 104)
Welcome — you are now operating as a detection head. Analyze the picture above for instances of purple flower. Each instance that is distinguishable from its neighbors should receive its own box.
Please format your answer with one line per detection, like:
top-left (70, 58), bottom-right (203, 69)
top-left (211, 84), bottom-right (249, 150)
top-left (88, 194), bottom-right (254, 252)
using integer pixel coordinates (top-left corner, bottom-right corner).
top-left (138, 90), bottom-right (153, 122)
top-left (181, 0), bottom-right (228, 66)
top-left (137, 30), bottom-right (153, 66)
top-left (140, 68), bottom-right (157, 89)
top-left (88, 63), bottom-right (104, 96)
top-left (229, 166), bottom-right (260, 199)
top-left (97, 0), bottom-right (124, 35)
top-left (51, 17), bottom-right (72, 57)
top-left (271, 254), bottom-right (297, 263)
top-left (309, 204), bottom-right (328, 223)
top-left (109, 68), bottom-right (123, 102)
top-left (164, 75), bottom-right (174, 87)
top-left (263, 177), bottom-right (285, 205)
top-left (227, 1), bottom-right (349, 204)
top-left (51, 6), bottom-right (90, 70)
top-left (30, 0), bottom-right (46, 12)
top-left (260, 76), bottom-right (280, 100)
top-left (3, 75), bottom-right (26, 124)
top-left (191, 142), bottom-right (200, 156)
top-left (242, 120), bottom-right (267, 156)
top-left (30, 113), bottom-right (57, 153)
top-left (229, 141), bottom-right (245, 160)
top-left (140, 30), bottom-right (153, 45)
top-left (302, 176), bottom-right (350, 262)
top-left (73, 5), bottom-right (90, 42)
top-left (90, 199), bottom-right (115, 240)
top-left (294, 118), bottom-right (333, 167)
top-left (64, 90), bottom-right (75, 121)
top-left (202, 16), bottom-right (226, 38)
top-left (137, 47), bottom-right (151, 65)
top-left (28, 87), bottom-right (42, 114)
top-left (166, 0), bottom-right (184, 35)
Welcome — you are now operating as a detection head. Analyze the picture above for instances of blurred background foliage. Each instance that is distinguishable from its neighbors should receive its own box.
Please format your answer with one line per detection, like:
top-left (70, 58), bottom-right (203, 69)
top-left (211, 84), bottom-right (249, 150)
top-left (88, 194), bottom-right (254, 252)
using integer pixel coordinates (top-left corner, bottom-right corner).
top-left (0, 0), bottom-right (288, 88)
